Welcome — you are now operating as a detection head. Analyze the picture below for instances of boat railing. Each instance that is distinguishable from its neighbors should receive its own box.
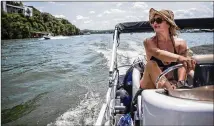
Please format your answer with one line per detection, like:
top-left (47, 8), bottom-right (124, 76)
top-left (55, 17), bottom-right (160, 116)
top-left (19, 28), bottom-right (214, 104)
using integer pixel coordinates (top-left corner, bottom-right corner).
top-left (95, 69), bottom-right (119, 125)
top-left (109, 28), bottom-right (119, 74)
top-left (95, 28), bottom-right (120, 126)
top-left (95, 26), bottom-right (147, 125)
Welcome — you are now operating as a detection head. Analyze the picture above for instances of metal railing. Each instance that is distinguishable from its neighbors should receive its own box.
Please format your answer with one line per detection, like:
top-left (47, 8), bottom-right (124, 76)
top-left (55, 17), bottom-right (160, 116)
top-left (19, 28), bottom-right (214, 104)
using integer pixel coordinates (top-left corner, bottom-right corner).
top-left (95, 28), bottom-right (120, 126)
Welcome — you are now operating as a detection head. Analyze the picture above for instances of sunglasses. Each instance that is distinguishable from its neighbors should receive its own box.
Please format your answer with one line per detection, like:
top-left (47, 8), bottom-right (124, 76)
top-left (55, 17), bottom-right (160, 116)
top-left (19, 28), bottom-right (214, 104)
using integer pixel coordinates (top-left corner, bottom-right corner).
top-left (150, 17), bottom-right (164, 24)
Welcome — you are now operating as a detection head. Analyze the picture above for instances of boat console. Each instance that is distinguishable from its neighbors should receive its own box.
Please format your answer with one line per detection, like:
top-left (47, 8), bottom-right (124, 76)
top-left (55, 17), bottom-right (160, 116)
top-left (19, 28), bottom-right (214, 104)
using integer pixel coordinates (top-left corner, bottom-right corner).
top-left (141, 54), bottom-right (214, 126)
top-left (192, 54), bottom-right (214, 87)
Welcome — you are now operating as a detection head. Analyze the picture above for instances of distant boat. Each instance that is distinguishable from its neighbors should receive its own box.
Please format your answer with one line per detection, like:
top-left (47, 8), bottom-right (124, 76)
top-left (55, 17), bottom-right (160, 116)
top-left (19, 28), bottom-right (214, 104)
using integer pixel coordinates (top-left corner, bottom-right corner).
top-left (43, 33), bottom-right (53, 40)
top-left (84, 32), bottom-right (91, 35)
top-left (43, 36), bottom-right (51, 39)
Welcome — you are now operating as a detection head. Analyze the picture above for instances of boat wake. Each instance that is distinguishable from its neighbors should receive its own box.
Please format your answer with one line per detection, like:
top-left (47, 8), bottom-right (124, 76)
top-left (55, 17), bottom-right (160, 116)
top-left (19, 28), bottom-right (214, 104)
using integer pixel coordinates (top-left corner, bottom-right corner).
top-left (93, 43), bottom-right (146, 75)
top-left (50, 36), bottom-right (70, 40)
top-left (47, 34), bottom-right (147, 126)
top-left (47, 91), bottom-right (103, 126)
top-left (38, 36), bottom-right (70, 40)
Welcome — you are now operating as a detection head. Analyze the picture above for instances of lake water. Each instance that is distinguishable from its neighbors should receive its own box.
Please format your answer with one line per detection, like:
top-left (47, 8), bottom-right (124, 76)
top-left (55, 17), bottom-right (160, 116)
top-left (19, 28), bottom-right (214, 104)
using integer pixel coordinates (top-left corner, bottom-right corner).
top-left (1, 32), bottom-right (213, 126)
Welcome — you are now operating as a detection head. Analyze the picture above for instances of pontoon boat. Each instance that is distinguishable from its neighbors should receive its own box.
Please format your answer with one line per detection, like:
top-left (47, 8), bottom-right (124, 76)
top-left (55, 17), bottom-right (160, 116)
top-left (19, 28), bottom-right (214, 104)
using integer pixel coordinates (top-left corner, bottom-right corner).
top-left (95, 18), bottom-right (214, 126)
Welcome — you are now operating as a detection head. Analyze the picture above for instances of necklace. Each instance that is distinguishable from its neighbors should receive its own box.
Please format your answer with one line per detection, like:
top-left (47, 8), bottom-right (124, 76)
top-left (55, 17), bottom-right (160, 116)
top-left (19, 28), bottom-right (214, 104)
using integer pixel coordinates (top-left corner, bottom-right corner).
top-left (156, 35), bottom-right (175, 53)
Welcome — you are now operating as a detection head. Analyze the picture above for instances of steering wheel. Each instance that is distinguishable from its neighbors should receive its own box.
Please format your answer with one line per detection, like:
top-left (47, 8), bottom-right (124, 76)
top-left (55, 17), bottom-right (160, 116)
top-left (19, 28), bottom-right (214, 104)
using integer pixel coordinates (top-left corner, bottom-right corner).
top-left (155, 64), bottom-right (190, 89)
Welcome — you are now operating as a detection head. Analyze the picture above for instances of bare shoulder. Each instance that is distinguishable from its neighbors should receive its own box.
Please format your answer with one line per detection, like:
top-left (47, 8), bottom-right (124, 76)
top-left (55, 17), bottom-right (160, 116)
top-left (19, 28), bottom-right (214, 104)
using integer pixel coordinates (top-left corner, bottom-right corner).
top-left (173, 37), bottom-right (187, 47)
top-left (174, 37), bottom-right (188, 54)
top-left (143, 36), bottom-right (156, 45)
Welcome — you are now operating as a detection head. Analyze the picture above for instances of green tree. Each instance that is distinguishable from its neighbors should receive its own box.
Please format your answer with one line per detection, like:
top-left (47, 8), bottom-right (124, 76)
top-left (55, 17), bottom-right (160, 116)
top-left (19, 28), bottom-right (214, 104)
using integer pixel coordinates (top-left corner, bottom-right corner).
top-left (1, 5), bottom-right (80, 40)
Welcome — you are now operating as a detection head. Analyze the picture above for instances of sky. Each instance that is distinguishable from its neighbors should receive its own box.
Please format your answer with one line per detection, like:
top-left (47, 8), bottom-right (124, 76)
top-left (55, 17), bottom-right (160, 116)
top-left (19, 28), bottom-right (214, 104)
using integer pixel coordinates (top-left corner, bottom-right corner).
top-left (23, 2), bottom-right (213, 30)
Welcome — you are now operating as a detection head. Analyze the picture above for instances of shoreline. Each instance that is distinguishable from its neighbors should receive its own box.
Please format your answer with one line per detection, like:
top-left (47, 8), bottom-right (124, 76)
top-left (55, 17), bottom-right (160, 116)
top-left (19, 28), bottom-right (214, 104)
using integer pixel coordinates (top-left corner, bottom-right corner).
top-left (1, 35), bottom-right (78, 41)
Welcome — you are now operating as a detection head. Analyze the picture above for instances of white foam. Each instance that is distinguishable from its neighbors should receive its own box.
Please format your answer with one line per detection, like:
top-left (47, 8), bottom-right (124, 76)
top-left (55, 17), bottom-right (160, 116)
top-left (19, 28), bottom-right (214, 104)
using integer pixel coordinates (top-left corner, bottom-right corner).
top-left (50, 36), bottom-right (70, 40)
top-left (38, 36), bottom-right (70, 40)
top-left (47, 34), bottom-right (148, 126)
top-left (38, 38), bottom-right (44, 40)
top-left (47, 92), bottom-right (102, 126)
top-left (91, 38), bottom-right (146, 75)
top-left (93, 48), bottom-right (112, 66)
top-left (117, 50), bottom-right (146, 75)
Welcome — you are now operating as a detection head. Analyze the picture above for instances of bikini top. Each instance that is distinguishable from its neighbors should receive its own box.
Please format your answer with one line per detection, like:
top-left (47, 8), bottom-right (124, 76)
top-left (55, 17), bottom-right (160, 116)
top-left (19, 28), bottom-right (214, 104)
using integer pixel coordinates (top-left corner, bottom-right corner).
top-left (150, 36), bottom-right (178, 71)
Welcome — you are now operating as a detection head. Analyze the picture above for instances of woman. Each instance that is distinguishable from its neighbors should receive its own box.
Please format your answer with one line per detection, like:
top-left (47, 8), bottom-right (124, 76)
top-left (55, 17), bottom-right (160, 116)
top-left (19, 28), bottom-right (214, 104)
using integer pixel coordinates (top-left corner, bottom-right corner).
top-left (140, 8), bottom-right (196, 90)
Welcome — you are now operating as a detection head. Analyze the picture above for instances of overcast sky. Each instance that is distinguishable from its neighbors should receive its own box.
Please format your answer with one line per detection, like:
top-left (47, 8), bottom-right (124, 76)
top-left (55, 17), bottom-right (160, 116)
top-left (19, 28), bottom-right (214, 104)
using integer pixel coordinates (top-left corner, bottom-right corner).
top-left (24, 2), bottom-right (213, 30)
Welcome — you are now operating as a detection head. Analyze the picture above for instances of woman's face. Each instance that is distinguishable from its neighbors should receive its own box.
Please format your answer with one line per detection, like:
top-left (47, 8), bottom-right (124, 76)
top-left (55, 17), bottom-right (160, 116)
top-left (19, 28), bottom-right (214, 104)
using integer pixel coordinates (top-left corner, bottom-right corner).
top-left (150, 15), bottom-right (170, 33)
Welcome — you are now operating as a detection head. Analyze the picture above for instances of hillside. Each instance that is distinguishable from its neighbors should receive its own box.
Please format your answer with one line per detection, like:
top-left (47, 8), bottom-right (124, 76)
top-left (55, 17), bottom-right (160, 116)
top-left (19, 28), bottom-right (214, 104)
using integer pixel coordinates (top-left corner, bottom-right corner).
top-left (80, 29), bottom-right (114, 34)
top-left (1, 2), bottom-right (80, 40)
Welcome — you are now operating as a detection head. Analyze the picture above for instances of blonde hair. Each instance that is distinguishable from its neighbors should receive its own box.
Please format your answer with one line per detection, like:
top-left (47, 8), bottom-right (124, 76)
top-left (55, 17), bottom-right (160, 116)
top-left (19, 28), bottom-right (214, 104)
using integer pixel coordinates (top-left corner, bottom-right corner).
top-left (169, 26), bottom-right (178, 36)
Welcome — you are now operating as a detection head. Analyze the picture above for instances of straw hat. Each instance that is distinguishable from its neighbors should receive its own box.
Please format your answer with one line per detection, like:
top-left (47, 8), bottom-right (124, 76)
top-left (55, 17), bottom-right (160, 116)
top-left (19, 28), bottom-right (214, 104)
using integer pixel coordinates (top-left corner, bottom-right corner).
top-left (149, 8), bottom-right (179, 30)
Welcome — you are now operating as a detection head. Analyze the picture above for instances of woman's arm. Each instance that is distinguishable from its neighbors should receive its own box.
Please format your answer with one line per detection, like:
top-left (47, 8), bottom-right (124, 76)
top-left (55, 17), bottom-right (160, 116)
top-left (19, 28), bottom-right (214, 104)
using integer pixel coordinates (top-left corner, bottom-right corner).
top-left (177, 40), bottom-right (188, 81)
top-left (144, 38), bottom-right (195, 79)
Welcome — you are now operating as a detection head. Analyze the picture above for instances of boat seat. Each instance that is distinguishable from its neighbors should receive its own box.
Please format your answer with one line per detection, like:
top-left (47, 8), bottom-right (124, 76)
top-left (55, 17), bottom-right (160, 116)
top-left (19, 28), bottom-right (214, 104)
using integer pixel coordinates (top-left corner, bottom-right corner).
top-left (192, 54), bottom-right (214, 64)
top-left (131, 57), bottom-right (145, 96)
top-left (189, 54), bottom-right (214, 87)
top-left (132, 67), bottom-right (142, 97)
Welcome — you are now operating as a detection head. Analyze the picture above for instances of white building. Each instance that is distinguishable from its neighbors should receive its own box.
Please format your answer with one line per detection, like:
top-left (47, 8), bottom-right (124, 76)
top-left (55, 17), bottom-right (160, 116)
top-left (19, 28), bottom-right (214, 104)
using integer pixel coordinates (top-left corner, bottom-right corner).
top-left (1, 1), bottom-right (33, 17)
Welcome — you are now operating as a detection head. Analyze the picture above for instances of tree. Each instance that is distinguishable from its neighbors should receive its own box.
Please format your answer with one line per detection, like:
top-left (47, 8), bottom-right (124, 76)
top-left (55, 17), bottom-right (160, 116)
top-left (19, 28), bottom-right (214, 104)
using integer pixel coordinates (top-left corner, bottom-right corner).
top-left (1, 5), bottom-right (80, 40)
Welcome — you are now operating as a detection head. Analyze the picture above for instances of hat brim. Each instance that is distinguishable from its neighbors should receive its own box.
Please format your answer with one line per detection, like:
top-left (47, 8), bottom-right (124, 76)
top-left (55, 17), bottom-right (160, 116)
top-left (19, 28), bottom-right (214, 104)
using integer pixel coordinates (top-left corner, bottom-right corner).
top-left (149, 8), bottom-right (179, 30)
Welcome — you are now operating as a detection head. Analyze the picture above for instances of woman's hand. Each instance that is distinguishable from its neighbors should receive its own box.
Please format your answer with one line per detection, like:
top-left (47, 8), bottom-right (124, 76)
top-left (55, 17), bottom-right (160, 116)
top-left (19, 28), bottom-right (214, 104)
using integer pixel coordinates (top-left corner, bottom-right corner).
top-left (171, 84), bottom-right (177, 89)
top-left (164, 83), bottom-right (176, 90)
top-left (177, 56), bottom-right (196, 73)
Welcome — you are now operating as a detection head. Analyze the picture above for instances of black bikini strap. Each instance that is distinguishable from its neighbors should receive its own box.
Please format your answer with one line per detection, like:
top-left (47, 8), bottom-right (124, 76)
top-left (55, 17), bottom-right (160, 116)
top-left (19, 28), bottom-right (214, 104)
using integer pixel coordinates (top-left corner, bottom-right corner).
top-left (156, 36), bottom-right (159, 48)
top-left (170, 36), bottom-right (177, 54)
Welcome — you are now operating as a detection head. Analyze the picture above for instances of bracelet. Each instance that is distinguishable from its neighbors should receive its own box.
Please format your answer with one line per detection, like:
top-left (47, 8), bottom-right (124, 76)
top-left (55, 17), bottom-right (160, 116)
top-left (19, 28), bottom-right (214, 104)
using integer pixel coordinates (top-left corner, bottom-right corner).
top-left (176, 56), bottom-right (180, 62)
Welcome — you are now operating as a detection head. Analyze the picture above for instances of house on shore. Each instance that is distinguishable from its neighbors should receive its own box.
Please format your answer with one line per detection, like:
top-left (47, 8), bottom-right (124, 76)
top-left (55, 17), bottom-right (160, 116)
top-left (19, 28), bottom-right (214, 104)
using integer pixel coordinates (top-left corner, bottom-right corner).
top-left (31, 32), bottom-right (50, 38)
top-left (1, 1), bottom-right (33, 17)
